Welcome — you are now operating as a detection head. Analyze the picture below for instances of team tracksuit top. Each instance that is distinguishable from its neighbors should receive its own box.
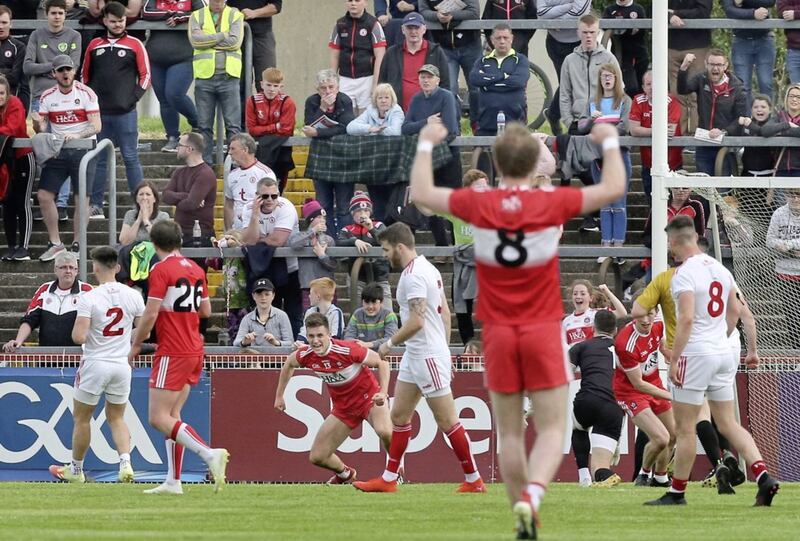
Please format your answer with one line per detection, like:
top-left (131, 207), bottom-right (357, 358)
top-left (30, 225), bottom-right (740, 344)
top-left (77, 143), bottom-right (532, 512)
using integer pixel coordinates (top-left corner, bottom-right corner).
top-left (82, 32), bottom-right (151, 115)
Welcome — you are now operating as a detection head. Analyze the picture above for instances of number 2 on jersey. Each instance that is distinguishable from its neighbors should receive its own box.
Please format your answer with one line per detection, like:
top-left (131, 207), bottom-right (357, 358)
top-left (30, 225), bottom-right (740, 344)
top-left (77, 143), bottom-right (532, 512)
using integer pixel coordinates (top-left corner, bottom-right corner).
top-left (707, 280), bottom-right (724, 317)
top-left (102, 307), bottom-right (124, 337)
top-left (173, 278), bottom-right (204, 312)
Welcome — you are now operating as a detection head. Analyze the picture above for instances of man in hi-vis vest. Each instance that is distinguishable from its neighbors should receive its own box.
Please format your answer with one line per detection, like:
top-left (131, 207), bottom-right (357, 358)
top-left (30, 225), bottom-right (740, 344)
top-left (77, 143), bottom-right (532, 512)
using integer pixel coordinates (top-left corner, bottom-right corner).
top-left (189, 0), bottom-right (245, 165)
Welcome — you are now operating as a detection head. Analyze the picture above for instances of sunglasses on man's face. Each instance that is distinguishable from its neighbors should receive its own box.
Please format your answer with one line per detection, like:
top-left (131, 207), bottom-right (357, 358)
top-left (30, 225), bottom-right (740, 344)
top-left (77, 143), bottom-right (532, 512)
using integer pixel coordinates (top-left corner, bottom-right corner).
top-left (260, 193), bottom-right (279, 200)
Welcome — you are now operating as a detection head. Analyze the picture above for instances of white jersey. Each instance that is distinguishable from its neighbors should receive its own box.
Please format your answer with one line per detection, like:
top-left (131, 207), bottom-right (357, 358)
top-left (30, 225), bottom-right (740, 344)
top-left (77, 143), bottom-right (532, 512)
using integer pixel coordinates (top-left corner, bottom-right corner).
top-left (562, 308), bottom-right (600, 348)
top-left (671, 253), bottom-right (737, 356)
top-left (224, 161), bottom-right (276, 229)
top-left (396, 255), bottom-right (450, 358)
top-left (76, 282), bottom-right (145, 363)
top-left (242, 196), bottom-right (300, 272)
top-left (39, 82), bottom-right (99, 139)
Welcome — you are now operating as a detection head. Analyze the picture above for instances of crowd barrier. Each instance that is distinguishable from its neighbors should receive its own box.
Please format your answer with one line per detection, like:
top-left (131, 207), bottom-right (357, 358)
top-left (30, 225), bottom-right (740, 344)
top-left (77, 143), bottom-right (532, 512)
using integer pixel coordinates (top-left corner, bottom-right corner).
top-left (0, 351), bottom-right (765, 483)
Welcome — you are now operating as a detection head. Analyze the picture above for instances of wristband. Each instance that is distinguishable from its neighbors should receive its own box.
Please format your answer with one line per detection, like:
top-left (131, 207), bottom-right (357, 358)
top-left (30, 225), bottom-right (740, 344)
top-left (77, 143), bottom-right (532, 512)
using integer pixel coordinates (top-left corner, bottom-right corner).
top-left (417, 140), bottom-right (434, 153)
top-left (386, 338), bottom-right (394, 348)
top-left (602, 138), bottom-right (620, 152)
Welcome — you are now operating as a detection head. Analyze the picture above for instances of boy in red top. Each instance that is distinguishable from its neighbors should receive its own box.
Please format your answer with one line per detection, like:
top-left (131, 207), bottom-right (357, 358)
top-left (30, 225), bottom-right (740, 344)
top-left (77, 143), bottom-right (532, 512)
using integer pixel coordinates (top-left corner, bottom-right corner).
top-left (245, 67), bottom-right (296, 192)
top-left (274, 312), bottom-right (392, 484)
top-left (614, 308), bottom-right (675, 488)
top-left (129, 220), bottom-right (229, 495)
top-left (408, 121), bottom-right (626, 540)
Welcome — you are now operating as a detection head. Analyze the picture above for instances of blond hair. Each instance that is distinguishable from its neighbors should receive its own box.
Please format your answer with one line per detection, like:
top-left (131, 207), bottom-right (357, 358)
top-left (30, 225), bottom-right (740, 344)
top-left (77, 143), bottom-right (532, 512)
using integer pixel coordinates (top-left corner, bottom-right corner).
top-left (309, 277), bottom-right (336, 302)
top-left (372, 83), bottom-right (398, 109)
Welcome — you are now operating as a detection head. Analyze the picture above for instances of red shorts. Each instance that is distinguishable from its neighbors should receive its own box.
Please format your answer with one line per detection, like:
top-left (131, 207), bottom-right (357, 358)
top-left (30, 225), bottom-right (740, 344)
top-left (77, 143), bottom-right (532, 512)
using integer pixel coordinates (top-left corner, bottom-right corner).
top-left (149, 354), bottom-right (204, 391)
top-left (617, 393), bottom-right (672, 418)
top-left (330, 377), bottom-right (380, 430)
top-left (483, 320), bottom-right (573, 393)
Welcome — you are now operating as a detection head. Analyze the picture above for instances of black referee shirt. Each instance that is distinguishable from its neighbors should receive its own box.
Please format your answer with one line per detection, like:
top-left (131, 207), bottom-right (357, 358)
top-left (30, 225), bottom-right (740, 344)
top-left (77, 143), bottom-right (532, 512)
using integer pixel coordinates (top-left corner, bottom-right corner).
top-left (569, 335), bottom-right (617, 403)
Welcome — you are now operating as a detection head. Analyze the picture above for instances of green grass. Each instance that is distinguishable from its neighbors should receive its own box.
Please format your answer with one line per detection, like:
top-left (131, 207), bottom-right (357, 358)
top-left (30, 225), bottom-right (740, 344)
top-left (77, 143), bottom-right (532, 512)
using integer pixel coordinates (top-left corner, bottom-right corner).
top-left (0, 482), bottom-right (798, 540)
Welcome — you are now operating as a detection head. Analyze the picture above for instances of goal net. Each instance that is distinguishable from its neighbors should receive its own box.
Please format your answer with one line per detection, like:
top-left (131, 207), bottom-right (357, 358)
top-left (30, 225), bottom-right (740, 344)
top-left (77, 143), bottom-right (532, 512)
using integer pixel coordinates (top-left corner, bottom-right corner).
top-left (679, 177), bottom-right (800, 482)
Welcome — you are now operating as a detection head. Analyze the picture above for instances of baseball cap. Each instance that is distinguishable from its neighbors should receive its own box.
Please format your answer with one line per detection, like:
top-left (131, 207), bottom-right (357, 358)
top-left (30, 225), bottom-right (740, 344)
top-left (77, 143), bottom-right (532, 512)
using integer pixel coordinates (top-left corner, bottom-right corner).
top-left (253, 278), bottom-right (275, 293)
top-left (402, 12), bottom-right (425, 27)
top-left (418, 64), bottom-right (440, 77)
top-left (52, 55), bottom-right (75, 71)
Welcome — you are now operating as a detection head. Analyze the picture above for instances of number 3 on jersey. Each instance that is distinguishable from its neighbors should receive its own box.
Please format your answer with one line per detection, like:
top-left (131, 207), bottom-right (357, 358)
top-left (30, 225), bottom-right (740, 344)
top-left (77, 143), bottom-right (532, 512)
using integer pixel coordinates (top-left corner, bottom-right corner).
top-left (173, 278), bottom-right (204, 312)
top-left (707, 280), bottom-right (724, 317)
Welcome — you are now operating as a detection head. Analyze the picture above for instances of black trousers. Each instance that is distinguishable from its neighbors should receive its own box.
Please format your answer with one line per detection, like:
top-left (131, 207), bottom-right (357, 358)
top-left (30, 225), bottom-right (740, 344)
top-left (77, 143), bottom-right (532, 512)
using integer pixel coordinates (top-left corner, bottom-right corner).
top-left (3, 153), bottom-right (35, 250)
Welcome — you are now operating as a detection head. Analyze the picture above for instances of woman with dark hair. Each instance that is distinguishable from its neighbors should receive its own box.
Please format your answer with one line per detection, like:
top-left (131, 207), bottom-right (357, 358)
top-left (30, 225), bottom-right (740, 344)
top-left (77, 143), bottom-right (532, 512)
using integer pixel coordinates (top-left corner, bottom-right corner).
top-left (0, 74), bottom-right (35, 261)
top-left (118, 180), bottom-right (170, 245)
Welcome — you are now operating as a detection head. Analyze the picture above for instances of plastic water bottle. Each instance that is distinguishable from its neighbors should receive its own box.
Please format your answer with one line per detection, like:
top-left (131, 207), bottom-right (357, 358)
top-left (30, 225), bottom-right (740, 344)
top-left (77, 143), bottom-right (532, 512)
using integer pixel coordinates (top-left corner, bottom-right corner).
top-left (496, 111), bottom-right (506, 134)
top-left (193, 220), bottom-right (202, 247)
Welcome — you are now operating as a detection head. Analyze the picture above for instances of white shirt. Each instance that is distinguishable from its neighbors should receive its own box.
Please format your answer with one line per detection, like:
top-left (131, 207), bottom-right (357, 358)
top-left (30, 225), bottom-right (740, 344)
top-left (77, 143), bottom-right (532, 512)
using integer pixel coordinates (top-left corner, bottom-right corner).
top-left (562, 308), bottom-right (600, 349)
top-left (224, 161), bottom-right (276, 229)
top-left (242, 196), bottom-right (300, 272)
top-left (76, 282), bottom-right (145, 363)
top-left (671, 253), bottom-right (737, 356)
top-left (396, 255), bottom-right (450, 358)
top-left (39, 82), bottom-right (99, 138)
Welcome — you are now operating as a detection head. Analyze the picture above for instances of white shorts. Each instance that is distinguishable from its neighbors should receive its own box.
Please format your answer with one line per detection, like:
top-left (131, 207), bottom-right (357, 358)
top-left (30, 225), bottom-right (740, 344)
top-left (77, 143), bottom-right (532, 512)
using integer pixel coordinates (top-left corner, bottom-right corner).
top-left (397, 352), bottom-right (452, 398)
top-left (74, 360), bottom-right (132, 406)
top-left (339, 76), bottom-right (373, 111)
top-left (671, 352), bottom-right (737, 406)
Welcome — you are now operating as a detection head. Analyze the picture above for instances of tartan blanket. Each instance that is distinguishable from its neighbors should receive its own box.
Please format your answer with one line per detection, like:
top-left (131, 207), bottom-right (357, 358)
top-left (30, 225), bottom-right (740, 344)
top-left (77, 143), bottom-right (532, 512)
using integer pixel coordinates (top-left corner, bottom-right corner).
top-left (305, 135), bottom-right (454, 184)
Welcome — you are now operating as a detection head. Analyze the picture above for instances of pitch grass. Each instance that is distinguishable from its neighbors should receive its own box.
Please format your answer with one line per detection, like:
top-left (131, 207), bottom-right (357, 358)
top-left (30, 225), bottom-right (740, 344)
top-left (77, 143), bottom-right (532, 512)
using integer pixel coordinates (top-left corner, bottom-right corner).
top-left (0, 482), bottom-right (798, 541)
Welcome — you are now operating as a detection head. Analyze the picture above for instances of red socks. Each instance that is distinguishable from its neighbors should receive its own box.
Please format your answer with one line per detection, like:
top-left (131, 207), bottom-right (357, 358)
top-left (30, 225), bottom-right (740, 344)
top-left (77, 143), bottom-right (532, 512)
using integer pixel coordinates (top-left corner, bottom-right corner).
top-left (386, 424), bottom-right (412, 475)
top-left (445, 423), bottom-right (478, 476)
top-left (751, 460), bottom-right (768, 482)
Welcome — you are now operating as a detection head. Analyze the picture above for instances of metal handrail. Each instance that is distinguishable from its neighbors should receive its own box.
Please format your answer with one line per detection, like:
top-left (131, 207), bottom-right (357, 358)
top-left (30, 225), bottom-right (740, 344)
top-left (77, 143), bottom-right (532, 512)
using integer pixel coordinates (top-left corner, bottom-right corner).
top-left (78, 138), bottom-right (116, 281)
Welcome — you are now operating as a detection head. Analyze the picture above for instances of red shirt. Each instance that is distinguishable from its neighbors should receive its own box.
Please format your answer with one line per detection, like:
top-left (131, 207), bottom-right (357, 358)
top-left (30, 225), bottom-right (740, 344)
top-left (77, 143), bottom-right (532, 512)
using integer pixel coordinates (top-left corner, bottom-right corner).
top-left (629, 93), bottom-right (683, 170)
top-left (245, 92), bottom-right (296, 137)
top-left (0, 96), bottom-right (32, 158)
top-left (296, 338), bottom-right (377, 407)
top-left (148, 254), bottom-right (209, 356)
top-left (613, 320), bottom-right (664, 397)
top-left (448, 185), bottom-right (583, 325)
top-left (401, 39), bottom-right (429, 112)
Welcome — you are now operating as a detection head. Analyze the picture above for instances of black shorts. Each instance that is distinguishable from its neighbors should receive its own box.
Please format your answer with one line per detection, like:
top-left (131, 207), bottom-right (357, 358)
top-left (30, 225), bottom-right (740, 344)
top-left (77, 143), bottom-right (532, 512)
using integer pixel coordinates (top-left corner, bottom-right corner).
top-left (573, 393), bottom-right (624, 441)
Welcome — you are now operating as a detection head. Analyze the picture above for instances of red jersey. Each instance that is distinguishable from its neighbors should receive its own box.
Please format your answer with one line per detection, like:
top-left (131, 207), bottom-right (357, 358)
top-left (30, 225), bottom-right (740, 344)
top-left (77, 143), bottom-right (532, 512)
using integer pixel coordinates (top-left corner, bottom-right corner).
top-left (296, 338), bottom-right (377, 406)
top-left (245, 92), bottom-right (296, 137)
top-left (613, 320), bottom-right (664, 396)
top-left (629, 93), bottom-right (683, 170)
top-left (448, 185), bottom-right (583, 325)
top-left (148, 254), bottom-right (209, 356)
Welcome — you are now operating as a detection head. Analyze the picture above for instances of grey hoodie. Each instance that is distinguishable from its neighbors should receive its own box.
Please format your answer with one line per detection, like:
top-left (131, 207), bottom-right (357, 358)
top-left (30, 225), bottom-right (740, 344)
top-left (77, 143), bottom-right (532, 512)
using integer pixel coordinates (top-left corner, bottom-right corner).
top-left (23, 26), bottom-right (82, 102)
top-left (766, 204), bottom-right (800, 278)
top-left (558, 43), bottom-right (619, 128)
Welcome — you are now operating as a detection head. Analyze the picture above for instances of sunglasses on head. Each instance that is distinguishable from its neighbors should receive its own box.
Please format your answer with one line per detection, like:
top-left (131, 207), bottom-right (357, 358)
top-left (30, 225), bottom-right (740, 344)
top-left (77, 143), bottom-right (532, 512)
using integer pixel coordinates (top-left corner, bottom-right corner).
top-left (261, 193), bottom-right (279, 200)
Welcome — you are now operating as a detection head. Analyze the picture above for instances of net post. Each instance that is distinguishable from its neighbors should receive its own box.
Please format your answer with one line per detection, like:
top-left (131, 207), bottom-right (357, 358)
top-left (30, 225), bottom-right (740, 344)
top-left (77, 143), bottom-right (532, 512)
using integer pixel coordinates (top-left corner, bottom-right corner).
top-left (650, 0), bottom-right (670, 275)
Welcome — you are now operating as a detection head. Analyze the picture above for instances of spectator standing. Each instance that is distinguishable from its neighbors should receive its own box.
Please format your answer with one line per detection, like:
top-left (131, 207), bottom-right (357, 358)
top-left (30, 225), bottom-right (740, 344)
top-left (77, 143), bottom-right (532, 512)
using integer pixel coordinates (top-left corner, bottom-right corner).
top-left (161, 132), bottom-right (218, 245)
top-left (82, 1), bottom-right (150, 220)
top-left (241, 177), bottom-right (303, 335)
top-left (731, 94), bottom-right (778, 179)
top-left (33, 54), bottom-right (100, 262)
top-left (677, 49), bottom-right (747, 178)
top-left (760, 84), bottom-right (800, 206)
top-left (141, 0), bottom-right (202, 153)
top-left (0, 6), bottom-right (29, 112)
top-left (377, 11), bottom-right (450, 113)
top-left (537, 0), bottom-right (592, 134)
top-left (302, 69), bottom-right (356, 233)
top-left (0, 74), bottom-right (35, 262)
top-left (226, 0), bottom-right (280, 86)
top-left (602, 0), bottom-right (648, 98)
top-left (224, 132), bottom-right (276, 231)
top-left (559, 12), bottom-right (619, 135)
top-left (189, 0), bottom-right (245, 165)
top-left (343, 282), bottom-right (399, 351)
top-left (482, 0), bottom-right (537, 59)
top-left (245, 67), bottom-right (296, 192)
top-left (629, 70), bottom-right (683, 205)
top-left (329, 0), bottom-right (387, 114)
top-left (766, 189), bottom-right (800, 350)
top-left (722, 0), bottom-right (776, 108)
top-left (668, 0), bottom-right (713, 135)
top-left (233, 278), bottom-right (294, 347)
top-left (3, 252), bottom-right (92, 351)
top-left (468, 23), bottom-right (529, 136)
top-left (346, 82), bottom-right (405, 136)
top-left (375, 0), bottom-right (418, 47)
top-left (419, 0), bottom-right (481, 129)
top-left (118, 180), bottom-right (170, 245)
top-left (780, 1), bottom-right (800, 83)
top-left (288, 198), bottom-right (337, 311)
top-left (402, 63), bottom-right (460, 247)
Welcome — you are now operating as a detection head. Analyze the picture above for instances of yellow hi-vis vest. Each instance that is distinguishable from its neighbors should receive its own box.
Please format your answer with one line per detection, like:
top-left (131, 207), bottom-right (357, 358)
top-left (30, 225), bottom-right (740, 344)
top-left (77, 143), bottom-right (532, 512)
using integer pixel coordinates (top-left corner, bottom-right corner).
top-left (191, 6), bottom-right (243, 79)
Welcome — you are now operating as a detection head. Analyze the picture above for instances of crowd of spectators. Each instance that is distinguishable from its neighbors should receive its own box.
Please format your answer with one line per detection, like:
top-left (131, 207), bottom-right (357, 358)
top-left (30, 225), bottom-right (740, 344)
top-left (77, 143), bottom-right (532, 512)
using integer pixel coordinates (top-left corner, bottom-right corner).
top-left (4, 1), bottom-right (800, 350)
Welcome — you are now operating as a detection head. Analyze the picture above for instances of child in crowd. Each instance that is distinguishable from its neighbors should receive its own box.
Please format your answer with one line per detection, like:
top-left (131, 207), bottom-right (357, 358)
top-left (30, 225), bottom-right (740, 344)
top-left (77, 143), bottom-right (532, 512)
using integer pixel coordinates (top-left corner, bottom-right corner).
top-left (602, 0), bottom-right (648, 97)
top-left (233, 278), bottom-right (295, 348)
top-left (343, 282), bottom-right (398, 351)
top-left (338, 192), bottom-right (392, 302)
top-left (288, 199), bottom-right (338, 311)
top-left (296, 277), bottom-right (345, 345)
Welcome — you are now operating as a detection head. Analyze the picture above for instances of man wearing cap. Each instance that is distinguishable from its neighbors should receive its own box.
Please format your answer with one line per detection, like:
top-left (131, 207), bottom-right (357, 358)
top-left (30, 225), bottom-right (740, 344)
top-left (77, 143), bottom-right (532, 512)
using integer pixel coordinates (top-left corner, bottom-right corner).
top-left (468, 23), bottom-right (530, 136)
top-left (224, 132), bottom-right (276, 231)
top-left (233, 278), bottom-right (294, 347)
top-left (378, 12), bottom-right (450, 113)
top-left (34, 54), bottom-right (101, 263)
